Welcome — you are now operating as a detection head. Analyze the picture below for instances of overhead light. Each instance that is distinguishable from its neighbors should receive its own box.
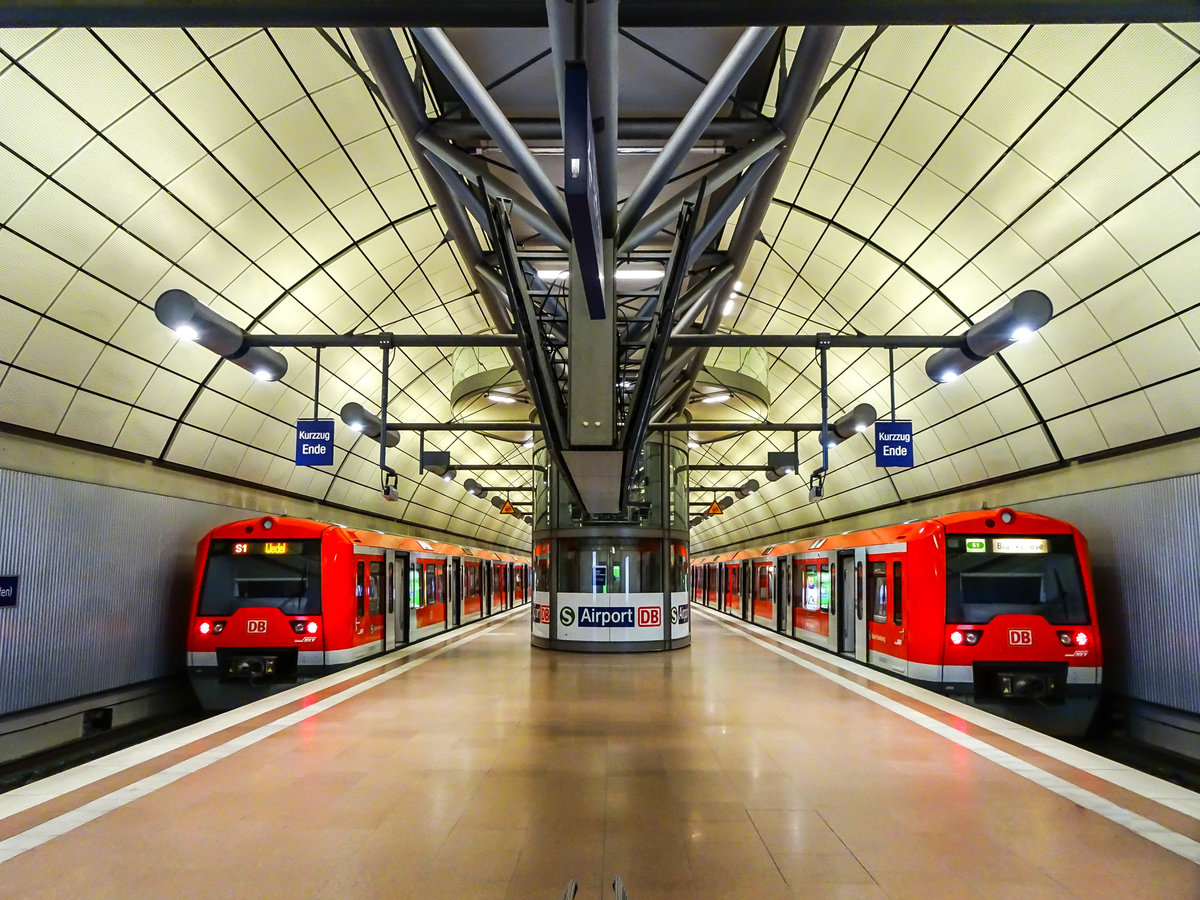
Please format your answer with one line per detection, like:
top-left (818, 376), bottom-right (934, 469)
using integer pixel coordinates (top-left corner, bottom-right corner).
top-left (487, 392), bottom-right (517, 404)
top-left (687, 440), bottom-right (700, 449)
top-left (535, 269), bottom-right (570, 280)
top-left (534, 266), bottom-right (665, 283)
top-left (723, 299), bottom-right (735, 316)
top-left (421, 450), bottom-right (452, 478)
top-left (767, 452), bottom-right (798, 480)
top-left (735, 479), bottom-right (759, 499)
top-left (619, 382), bottom-right (634, 390)
top-left (442, 468), bottom-right (456, 482)
top-left (925, 290), bottom-right (1052, 384)
top-left (701, 392), bottom-right (730, 404)
top-left (734, 281), bottom-right (743, 291)
top-left (155, 289), bottom-right (287, 382)
top-left (463, 478), bottom-right (487, 499)
top-left (522, 439), bottom-right (535, 449)
top-left (823, 403), bottom-right (878, 450)
top-left (340, 402), bottom-right (400, 447)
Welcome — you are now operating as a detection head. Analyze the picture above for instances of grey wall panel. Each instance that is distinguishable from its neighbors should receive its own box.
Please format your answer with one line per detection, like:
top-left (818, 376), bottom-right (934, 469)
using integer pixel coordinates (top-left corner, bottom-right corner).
top-left (0, 469), bottom-right (247, 717)
top-left (1024, 473), bottom-right (1200, 716)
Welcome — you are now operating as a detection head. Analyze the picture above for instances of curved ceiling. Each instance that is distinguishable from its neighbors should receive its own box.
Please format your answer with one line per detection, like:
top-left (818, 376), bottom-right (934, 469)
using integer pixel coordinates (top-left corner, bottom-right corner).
top-left (0, 21), bottom-right (1197, 553)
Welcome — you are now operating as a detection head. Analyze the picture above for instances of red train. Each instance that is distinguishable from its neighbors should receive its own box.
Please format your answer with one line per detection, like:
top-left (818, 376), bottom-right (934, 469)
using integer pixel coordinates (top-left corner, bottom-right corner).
top-left (691, 508), bottom-right (1101, 735)
top-left (186, 516), bottom-right (530, 709)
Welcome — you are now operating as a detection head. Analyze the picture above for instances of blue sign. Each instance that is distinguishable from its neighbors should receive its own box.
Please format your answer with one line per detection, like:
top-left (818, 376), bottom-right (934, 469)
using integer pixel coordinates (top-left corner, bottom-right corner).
top-left (875, 421), bottom-right (914, 467)
top-left (0, 576), bottom-right (17, 608)
top-left (577, 607), bottom-right (635, 628)
top-left (593, 566), bottom-right (607, 591)
top-left (295, 418), bottom-right (334, 466)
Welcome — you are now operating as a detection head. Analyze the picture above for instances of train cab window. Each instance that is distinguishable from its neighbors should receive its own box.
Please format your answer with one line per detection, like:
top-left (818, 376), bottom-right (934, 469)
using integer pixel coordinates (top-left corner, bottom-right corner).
top-left (945, 534), bottom-right (1089, 625)
top-left (868, 561), bottom-right (888, 623)
top-left (893, 561), bottom-right (902, 626)
top-left (356, 561), bottom-right (365, 618)
top-left (368, 561), bottom-right (383, 616)
top-left (819, 564), bottom-right (831, 612)
top-left (804, 564), bottom-right (820, 611)
top-left (199, 539), bottom-right (322, 617)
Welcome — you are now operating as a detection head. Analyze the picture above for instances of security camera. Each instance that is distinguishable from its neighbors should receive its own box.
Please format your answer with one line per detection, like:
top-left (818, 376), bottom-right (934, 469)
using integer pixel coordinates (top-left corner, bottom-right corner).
top-left (382, 484), bottom-right (399, 502)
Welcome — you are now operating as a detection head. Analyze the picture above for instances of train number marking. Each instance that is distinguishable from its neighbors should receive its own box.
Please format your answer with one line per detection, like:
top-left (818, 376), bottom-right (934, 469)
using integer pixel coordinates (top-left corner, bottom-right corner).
top-left (1008, 629), bottom-right (1033, 646)
top-left (246, 619), bottom-right (268, 634)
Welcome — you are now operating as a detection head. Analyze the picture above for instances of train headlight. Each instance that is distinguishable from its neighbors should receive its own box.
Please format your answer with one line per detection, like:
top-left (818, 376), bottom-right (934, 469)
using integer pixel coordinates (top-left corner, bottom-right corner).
top-left (964, 630), bottom-right (981, 646)
top-left (1057, 631), bottom-right (1073, 646)
top-left (950, 631), bottom-right (964, 645)
top-left (213, 622), bottom-right (226, 634)
top-left (306, 621), bottom-right (319, 635)
top-left (198, 621), bottom-right (211, 635)
top-left (1074, 632), bottom-right (1088, 647)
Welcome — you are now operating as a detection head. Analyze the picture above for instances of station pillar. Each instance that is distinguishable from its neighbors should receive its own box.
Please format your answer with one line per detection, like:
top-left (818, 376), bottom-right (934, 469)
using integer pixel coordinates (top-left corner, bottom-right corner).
top-left (530, 433), bottom-right (690, 652)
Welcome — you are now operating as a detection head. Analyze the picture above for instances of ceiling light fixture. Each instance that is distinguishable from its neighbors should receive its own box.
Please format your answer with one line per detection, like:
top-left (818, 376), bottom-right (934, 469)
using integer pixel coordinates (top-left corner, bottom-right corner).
top-left (701, 392), bottom-right (730, 404)
top-left (925, 290), bottom-right (1052, 384)
top-left (339, 402), bottom-right (400, 447)
top-left (154, 289), bottom-right (287, 382)
top-left (723, 299), bottom-right (735, 316)
top-left (487, 392), bottom-right (517, 404)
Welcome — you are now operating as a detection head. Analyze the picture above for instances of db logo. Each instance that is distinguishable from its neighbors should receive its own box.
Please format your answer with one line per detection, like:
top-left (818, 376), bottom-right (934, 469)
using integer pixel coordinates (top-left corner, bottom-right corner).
top-left (637, 607), bottom-right (661, 627)
top-left (1009, 629), bottom-right (1033, 646)
top-left (559, 607), bottom-right (575, 626)
top-left (538, 606), bottom-right (550, 625)
top-left (246, 619), bottom-right (268, 634)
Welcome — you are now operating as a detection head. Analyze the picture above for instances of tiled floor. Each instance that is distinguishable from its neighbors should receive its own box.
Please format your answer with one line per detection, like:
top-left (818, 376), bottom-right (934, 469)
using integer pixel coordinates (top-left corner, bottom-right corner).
top-left (0, 609), bottom-right (1197, 899)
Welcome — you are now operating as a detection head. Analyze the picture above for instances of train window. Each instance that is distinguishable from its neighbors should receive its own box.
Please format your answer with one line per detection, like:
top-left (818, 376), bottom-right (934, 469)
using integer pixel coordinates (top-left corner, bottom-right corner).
top-left (199, 539), bottom-right (322, 617)
top-left (946, 534), bottom-right (1089, 624)
top-left (893, 561), bottom-right (903, 626)
top-left (804, 564), bottom-right (819, 611)
top-left (791, 560), bottom-right (804, 610)
top-left (819, 564), bottom-right (831, 612)
top-left (424, 564), bottom-right (436, 607)
top-left (869, 561), bottom-right (888, 623)
top-left (856, 561), bottom-right (864, 620)
top-left (356, 561), bottom-right (365, 618)
top-left (368, 562), bottom-right (383, 617)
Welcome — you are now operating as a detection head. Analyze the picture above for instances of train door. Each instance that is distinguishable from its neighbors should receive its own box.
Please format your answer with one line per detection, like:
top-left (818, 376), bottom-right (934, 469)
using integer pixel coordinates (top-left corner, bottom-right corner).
top-left (411, 556), bottom-right (448, 640)
top-left (394, 553), bottom-right (409, 645)
top-left (752, 560), bottom-right (773, 627)
top-left (837, 548), bottom-right (868, 661)
top-left (384, 549), bottom-right (397, 651)
top-left (777, 556), bottom-right (791, 635)
top-left (450, 557), bottom-right (462, 629)
top-left (462, 560), bottom-right (483, 622)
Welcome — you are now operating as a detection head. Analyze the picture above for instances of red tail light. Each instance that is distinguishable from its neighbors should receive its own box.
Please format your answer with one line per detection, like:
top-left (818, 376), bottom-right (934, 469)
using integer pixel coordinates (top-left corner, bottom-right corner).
top-left (1075, 632), bottom-right (1089, 646)
top-left (198, 621), bottom-right (211, 635)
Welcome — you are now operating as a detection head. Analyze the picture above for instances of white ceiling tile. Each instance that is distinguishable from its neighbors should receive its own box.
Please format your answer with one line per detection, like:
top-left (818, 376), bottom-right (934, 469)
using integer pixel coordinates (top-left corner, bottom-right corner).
top-left (1117, 319), bottom-right (1200, 386)
top-left (86, 229), bottom-right (174, 301)
top-left (166, 423), bottom-right (218, 468)
top-left (1015, 24), bottom-right (1121, 87)
top-left (968, 53), bottom-right (1062, 147)
top-left (112, 406), bottom-right (172, 456)
top-left (0, 146), bottom-right (44, 222)
top-left (1014, 92), bottom-right (1113, 183)
top-left (1144, 369), bottom-right (1200, 433)
top-left (262, 98), bottom-right (340, 170)
top-left (0, 367), bottom-right (73, 432)
top-left (0, 65), bottom-right (96, 173)
top-left (1091, 391), bottom-right (1165, 448)
top-left (971, 151), bottom-right (1056, 225)
top-left (915, 27), bottom-right (1008, 114)
top-left (1024, 367), bottom-right (1086, 419)
top-left (54, 139), bottom-right (159, 225)
top-left (1037, 304), bottom-right (1109, 360)
top-left (1010, 187), bottom-right (1096, 260)
top-left (25, 30), bottom-right (147, 132)
top-left (105, 96), bottom-right (207, 185)
top-left (1066, 344), bottom-right (1140, 404)
top-left (1071, 24), bottom-right (1196, 126)
top-left (81, 345), bottom-right (155, 404)
top-left (210, 31), bottom-right (305, 119)
top-left (1048, 408), bottom-right (1106, 457)
top-left (860, 26), bottom-right (945, 89)
top-left (1103, 179), bottom-right (1200, 265)
top-left (854, 145), bottom-right (921, 207)
top-left (0, 297), bottom-right (40, 361)
top-left (1143, 236), bottom-right (1200, 314)
top-left (189, 29), bottom-right (259, 58)
top-left (15, 318), bottom-right (102, 384)
top-left (1005, 426), bottom-right (1056, 469)
top-left (45, 272), bottom-right (134, 341)
top-left (217, 201), bottom-right (289, 261)
top-left (8, 180), bottom-right (116, 266)
top-left (136, 365), bottom-right (197, 418)
top-left (1125, 62), bottom-right (1200, 172)
top-left (212, 126), bottom-right (293, 196)
top-left (91, 28), bottom-right (205, 92)
top-left (0, 231), bottom-right (77, 313)
top-left (1060, 132), bottom-right (1164, 222)
top-left (58, 391), bottom-right (128, 445)
top-left (1086, 271), bottom-right (1172, 341)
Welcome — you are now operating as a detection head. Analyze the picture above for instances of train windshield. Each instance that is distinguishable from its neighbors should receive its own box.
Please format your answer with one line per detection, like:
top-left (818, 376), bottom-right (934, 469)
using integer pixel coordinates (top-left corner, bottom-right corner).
top-left (945, 534), bottom-right (1089, 625)
top-left (199, 539), bottom-right (322, 616)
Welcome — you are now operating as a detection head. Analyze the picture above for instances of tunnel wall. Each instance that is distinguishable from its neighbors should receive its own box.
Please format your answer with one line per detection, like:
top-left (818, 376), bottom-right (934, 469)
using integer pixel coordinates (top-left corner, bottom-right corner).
top-left (1022, 472), bottom-right (1200, 724)
top-left (0, 466), bottom-right (245, 716)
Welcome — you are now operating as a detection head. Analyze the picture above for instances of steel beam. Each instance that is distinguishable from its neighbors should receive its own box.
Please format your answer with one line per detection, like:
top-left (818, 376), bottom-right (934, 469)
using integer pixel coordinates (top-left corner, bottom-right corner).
top-left (6, 2), bottom-right (1192, 27)
top-left (619, 132), bottom-right (784, 252)
top-left (413, 27), bottom-right (571, 237)
top-left (668, 333), bottom-right (964, 349)
top-left (352, 29), bottom-right (525, 385)
top-left (243, 333), bottom-right (522, 349)
top-left (650, 422), bottom-right (824, 432)
top-left (428, 117), bottom-right (776, 143)
top-left (616, 26), bottom-right (776, 245)
top-left (664, 25), bottom-right (843, 420)
top-left (587, 0), bottom-right (620, 236)
top-left (685, 152), bottom-right (775, 266)
top-left (417, 134), bottom-right (569, 248)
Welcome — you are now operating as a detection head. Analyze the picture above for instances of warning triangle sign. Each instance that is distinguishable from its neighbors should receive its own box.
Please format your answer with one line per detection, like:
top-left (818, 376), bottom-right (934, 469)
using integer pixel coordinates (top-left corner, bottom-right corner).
top-left (706, 501), bottom-right (723, 516)
top-left (500, 499), bottom-right (516, 515)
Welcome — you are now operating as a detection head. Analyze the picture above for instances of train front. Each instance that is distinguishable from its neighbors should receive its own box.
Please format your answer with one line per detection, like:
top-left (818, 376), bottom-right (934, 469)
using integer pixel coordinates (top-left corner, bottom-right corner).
top-left (186, 517), bottom-right (328, 710)
top-left (938, 509), bottom-right (1102, 735)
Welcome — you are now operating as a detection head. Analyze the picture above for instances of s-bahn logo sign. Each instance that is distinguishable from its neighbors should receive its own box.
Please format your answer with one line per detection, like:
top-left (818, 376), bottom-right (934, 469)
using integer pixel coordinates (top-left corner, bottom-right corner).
top-left (1009, 629), bottom-right (1034, 646)
top-left (559, 606), bottom-right (661, 628)
top-left (295, 418), bottom-right (335, 466)
top-left (875, 421), bottom-right (914, 468)
top-left (246, 619), bottom-right (269, 634)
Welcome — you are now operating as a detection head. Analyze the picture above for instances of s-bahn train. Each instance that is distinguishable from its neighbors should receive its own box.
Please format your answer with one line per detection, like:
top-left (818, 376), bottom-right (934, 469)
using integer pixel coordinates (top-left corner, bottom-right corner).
top-left (692, 508), bottom-right (1101, 735)
top-left (186, 516), bottom-right (530, 710)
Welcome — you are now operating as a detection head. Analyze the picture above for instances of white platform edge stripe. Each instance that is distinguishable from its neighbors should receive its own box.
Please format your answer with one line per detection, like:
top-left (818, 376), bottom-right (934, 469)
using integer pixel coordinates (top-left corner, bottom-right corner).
top-left (696, 608), bottom-right (1200, 867)
top-left (697, 606), bottom-right (1199, 812)
top-left (0, 606), bottom-right (525, 826)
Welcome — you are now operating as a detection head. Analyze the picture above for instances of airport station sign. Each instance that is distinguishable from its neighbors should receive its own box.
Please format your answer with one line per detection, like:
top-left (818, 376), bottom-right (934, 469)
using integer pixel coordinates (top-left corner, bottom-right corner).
top-left (295, 418), bottom-right (335, 466)
top-left (875, 421), bottom-right (914, 468)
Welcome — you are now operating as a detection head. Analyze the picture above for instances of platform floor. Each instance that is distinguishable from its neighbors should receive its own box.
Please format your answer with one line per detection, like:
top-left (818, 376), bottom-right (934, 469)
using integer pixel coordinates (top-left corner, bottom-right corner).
top-left (1, 607), bottom-right (1198, 900)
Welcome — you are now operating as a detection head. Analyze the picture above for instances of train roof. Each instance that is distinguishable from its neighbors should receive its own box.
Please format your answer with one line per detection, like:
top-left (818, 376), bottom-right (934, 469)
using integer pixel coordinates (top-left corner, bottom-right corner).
top-left (206, 515), bottom-right (530, 563)
top-left (692, 508), bottom-right (1079, 565)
